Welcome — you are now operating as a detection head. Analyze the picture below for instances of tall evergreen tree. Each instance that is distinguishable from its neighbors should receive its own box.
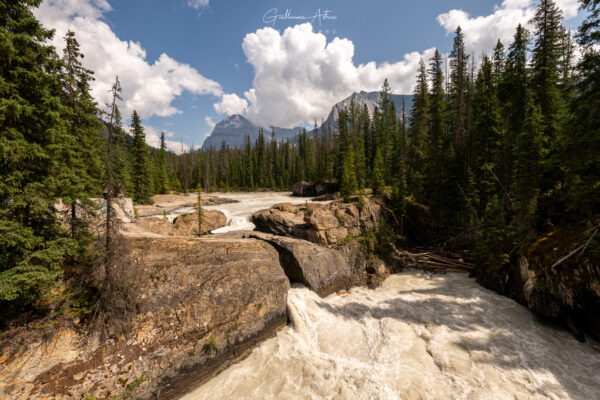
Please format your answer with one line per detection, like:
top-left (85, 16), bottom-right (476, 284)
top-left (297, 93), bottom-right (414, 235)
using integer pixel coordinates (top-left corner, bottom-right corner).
top-left (408, 58), bottom-right (430, 197)
top-left (104, 76), bottom-right (122, 251)
top-left (514, 92), bottom-right (543, 234)
top-left (340, 148), bottom-right (358, 201)
top-left (562, 0), bottom-right (600, 218)
top-left (530, 0), bottom-right (564, 142)
top-left (157, 132), bottom-right (170, 194)
top-left (427, 49), bottom-right (446, 218)
top-left (59, 30), bottom-right (104, 240)
top-left (130, 111), bottom-right (151, 203)
top-left (0, 0), bottom-right (77, 320)
top-left (449, 26), bottom-right (470, 148)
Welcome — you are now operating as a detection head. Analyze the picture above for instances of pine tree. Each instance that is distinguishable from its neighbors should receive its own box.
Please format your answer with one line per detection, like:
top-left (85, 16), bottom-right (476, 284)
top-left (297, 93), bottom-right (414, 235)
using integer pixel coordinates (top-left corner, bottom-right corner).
top-left (157, 132), bottom-right (170, 194)
top-left (475, 195), bottom-right (512, 268)
top-left (500, 24), bottom-right (530, 191)
top-left (340, 148), bottom-right (358, 201)
top-left (196, 185), bottom-right (203, 235)
top-left (530, 0), bottom-right (564, 142)
top-left (562, 0), bottom-right (600, 218)
top-left (472, 56), bottom-right (504, 211)
top-left (110, 105), bottom-right (132, 196)
top-left (130, 111), bottom-right (151, 203)
top-left (104, 76), bottom-right (122, 251)
top-left (427, 49), bottom-right (445, 218)
top-left (372, 149), bottom-right (386, 195)
top-left (59, 30), bottom-right (104, 241)
top-left (408, 58), bottom-right (430, 198)
top-left (0, 0), bottom-right (77, 320)
top-left (514, 92), bottom-right (543, 234)
top-left (449, 26), bottom-right (470, 148)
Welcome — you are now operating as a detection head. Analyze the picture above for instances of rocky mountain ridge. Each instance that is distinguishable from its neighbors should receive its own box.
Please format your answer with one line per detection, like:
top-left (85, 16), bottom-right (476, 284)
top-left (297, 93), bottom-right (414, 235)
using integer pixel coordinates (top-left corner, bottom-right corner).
top-left (202, 91), bottom-right (414, 149)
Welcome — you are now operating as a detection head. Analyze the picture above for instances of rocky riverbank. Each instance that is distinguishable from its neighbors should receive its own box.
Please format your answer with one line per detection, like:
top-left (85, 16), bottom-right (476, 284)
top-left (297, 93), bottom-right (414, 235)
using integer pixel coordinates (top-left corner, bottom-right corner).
top-left (476, 226), bottom-right (600, 342)
top-left (0, 237), bottom-right (290, 400)
top-left (0, 196), bottom-right (386, 399)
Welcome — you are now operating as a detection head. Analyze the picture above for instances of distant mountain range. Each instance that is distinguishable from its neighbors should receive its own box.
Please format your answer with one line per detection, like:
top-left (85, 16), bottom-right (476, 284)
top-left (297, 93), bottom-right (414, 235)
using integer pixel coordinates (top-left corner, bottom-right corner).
top-left (202, 91), bottom-right (414, 149)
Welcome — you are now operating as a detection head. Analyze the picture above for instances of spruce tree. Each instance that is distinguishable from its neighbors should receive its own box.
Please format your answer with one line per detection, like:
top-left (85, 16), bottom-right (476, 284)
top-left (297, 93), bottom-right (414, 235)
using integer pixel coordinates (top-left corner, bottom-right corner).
top-left (0, 0), bottom-right (77, 320)
top-left (530, 0), bottom-right (564, 142)
top-left (110, 105), bottom-right (132, 196)
top-left (501, 24), bottom-right (530, 191)
top-left (196, 185), bottom-right (203, 235)
top-left (449, 26), bottom-right (470, 148)
top-left (130, 111), bottom-right (151, 203)
top-left (514, 92), bottom-right (543, 234)
top-left (372, 149), bottom-right (386, 195)
top-left (340, 148), bottom-right (358, 201)
top-left (427, 49), bottom-right (445, 218)
top-left (472, 56), bottom-right (504, 211)
top-left (59, 30), bottom-right (104, 241)
top-left (408, 58), bottom-right (430, 198)
top-left (562, 0), bottom-right (600, 218)
top-left (104, 76), bottom-right (122, 251)
top-left (157, 132), bottom-right (170, 194)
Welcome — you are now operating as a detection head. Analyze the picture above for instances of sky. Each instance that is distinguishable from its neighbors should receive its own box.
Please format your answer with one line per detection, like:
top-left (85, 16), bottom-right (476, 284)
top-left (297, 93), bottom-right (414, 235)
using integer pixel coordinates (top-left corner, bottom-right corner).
top-left (34, 0), bottom-right (586, 152)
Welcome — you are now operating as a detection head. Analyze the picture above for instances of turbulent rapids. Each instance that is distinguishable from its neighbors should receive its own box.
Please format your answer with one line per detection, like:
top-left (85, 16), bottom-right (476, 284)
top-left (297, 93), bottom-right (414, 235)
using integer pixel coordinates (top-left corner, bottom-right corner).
top-left (183, 272), bottom-right (600, 400)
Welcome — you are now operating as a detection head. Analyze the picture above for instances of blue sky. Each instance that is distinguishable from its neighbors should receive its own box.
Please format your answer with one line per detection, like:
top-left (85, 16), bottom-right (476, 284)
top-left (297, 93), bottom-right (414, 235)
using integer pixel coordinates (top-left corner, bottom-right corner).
top-left (35, 0), bottom-right (585, 151)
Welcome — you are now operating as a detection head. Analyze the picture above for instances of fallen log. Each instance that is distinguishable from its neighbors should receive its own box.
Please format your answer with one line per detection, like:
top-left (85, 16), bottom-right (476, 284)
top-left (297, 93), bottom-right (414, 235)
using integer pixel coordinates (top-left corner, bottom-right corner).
top-left (427, 255), bottom-right (477, 269)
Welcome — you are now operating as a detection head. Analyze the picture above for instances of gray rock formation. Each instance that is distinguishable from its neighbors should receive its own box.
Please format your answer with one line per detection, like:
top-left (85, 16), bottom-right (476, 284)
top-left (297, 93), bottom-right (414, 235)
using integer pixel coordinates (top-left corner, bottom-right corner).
top-left (0, 237), bottom-right (290, 400)
top-left (202, 114), bottom-right (300, 149)
top-left (247, 232), bottom-right (353, 296)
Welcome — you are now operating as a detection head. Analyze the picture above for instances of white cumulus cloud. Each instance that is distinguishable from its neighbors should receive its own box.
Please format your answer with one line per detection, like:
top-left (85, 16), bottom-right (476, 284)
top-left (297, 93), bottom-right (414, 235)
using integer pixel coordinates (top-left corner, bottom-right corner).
top-left (34, 0), bottom-right (222, 120)
top-left (204, 116), bottom-right (217, 137)
top-left (437, 0), bottom-right (580, 56)
top-left (187, 0), bottom-right (210, 10)
top-left (142, 125), bottom-right (189, 154)
top-left (214, 93), bottom-right (249, 115)
top-left (239, 23), bottom-right (435, 128)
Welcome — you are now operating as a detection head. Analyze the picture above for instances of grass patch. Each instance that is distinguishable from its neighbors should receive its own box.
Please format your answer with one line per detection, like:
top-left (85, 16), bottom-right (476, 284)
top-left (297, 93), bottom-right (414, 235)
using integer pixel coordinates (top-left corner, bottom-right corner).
top-left (202, 335), bottom-right (220, 354)
top-left (109, 375), bottom-right (151, 400)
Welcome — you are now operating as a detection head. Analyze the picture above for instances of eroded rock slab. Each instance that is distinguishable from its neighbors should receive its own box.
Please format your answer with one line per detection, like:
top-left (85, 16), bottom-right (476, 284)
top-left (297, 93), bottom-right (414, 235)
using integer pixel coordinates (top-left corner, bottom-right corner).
top-left (246, 232), bottom-right (353, 296)
top-left (0, 237), bottom-right (289, 400)
top-left (173, 210), bottom-right (227, 235)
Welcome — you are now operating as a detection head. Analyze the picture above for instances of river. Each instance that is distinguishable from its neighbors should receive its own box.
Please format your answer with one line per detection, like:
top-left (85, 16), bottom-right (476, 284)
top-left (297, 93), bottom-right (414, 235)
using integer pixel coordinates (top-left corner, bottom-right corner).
top-left (167, 192), bottom-right (315, 232)
top-left (181, 193), bottom-right (600, 400)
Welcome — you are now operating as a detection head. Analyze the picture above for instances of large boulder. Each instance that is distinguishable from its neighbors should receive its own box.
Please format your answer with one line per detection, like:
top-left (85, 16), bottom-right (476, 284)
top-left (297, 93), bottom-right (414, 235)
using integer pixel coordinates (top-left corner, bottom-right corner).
top-left (251, 204), bottom-right (307, 237)
top-left (0, 237), bottom-right (290, 400)
top-left (305, 207), bottom-right (339, 230)
top-left (251, 198), bottom-right (385, 246)
top-left (173, 210), bottom-right (227, 235)
top-left (292, 180), bottom-right (338, 197)
top-left (247, 232), bottom-right (353, 296)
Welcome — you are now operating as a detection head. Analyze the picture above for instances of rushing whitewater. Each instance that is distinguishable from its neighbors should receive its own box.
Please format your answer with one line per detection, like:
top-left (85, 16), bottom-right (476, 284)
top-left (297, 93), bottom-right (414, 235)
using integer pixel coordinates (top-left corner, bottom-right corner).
top-left (183, 272), bottom-right (600, 400)
top-left (204, 192), bottom-right (315, 233)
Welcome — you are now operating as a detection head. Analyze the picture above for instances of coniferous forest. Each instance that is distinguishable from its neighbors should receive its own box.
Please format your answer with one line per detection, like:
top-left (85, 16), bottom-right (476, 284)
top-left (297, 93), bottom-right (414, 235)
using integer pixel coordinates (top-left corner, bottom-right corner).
top-left (1, 0), bottom-right (599, 326)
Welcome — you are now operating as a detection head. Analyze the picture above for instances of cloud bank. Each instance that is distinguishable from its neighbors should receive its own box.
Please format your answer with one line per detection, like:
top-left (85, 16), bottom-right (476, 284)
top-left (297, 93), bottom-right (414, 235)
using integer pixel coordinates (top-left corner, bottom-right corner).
top-left (437, 0), bottom-right (580, 57)
top-left (235, 23), bottom-right (435, 128)
top-left (35, 0), bottom-right (223, 121)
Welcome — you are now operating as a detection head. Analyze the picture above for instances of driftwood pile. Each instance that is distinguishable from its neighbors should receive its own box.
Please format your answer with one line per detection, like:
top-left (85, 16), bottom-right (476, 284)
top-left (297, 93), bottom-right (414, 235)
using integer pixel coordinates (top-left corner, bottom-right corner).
top-left (395, 249), bottom-right (478, 273)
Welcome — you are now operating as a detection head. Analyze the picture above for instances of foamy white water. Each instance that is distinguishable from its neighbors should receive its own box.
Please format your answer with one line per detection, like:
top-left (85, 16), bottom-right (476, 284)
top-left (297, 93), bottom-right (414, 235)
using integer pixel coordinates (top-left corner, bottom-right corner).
top-left (204, 192), bottom-right (314, 233)
top-left (182, 272), bottom-right (600, 400)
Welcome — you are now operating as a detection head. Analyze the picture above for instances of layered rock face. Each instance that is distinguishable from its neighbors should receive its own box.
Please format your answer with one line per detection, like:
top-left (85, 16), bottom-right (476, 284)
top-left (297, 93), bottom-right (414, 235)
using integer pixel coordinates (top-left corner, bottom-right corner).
top-left (477, 228), bottom-right (600, 342)
top-left (251, 200), bottom-right (383, 246)
top-left (247, 232), bottom-right (353, 296)
top-left (130, 210), bottom-right (228, 237)
top-left (249, 198), bottom-right (390, 294)
top-left (0, 237), bottom-right (289, 400)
